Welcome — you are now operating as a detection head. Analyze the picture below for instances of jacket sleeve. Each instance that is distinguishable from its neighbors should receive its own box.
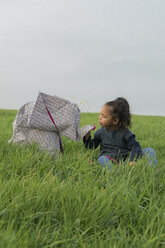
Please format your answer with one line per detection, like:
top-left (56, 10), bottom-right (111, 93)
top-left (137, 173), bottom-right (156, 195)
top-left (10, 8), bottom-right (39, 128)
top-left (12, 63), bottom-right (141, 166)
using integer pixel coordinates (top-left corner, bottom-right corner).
top-left (125, 131), bottom-right (143, 161)
top-left (83, 129), bottom-right (101, 149)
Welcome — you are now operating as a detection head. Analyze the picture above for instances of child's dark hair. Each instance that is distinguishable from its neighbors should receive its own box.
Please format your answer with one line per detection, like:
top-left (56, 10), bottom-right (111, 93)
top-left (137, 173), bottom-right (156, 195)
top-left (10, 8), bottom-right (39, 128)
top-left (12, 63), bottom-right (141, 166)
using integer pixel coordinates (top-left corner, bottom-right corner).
top-left (105, 97), bottom-right (131, 128)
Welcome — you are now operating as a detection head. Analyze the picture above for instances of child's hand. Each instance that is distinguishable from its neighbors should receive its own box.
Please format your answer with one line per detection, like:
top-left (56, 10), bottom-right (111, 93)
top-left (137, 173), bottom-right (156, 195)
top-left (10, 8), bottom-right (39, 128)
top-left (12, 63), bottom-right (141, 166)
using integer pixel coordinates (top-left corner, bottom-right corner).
top-left (129, 161), bottom-right (136, 166)
top-left (84, 131), bottom-right (91, 140)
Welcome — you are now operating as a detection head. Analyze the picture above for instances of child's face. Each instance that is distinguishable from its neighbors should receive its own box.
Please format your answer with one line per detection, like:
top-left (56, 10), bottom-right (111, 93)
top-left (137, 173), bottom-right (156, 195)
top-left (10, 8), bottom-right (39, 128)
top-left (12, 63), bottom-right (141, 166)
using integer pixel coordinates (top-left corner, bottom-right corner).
top-left (99, 105), bottom-right (118, 129)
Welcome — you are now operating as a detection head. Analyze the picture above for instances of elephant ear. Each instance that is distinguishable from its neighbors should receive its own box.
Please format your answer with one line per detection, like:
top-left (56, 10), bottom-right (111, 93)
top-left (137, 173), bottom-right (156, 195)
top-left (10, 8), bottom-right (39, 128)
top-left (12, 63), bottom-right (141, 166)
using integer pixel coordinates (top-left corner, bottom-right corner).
top-left (29, 92), bottom-right (81, 140)
top-left (27, 92), bottom-right (58, 132)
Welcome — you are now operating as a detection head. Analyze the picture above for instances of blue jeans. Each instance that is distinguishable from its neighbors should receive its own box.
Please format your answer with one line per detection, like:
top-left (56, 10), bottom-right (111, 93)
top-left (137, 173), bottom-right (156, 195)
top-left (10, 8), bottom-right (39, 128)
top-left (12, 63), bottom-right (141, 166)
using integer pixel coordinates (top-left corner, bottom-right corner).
top-left (98, 147), bottom-right (157, 169)
top-left (142, 147), bottom-right (157, 166)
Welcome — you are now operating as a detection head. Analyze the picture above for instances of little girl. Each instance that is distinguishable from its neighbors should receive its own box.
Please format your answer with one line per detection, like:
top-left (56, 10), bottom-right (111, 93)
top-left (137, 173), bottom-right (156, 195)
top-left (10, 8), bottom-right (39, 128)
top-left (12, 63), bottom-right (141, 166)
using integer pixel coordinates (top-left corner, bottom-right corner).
top-left (83, 97), bottom-right (157, 168)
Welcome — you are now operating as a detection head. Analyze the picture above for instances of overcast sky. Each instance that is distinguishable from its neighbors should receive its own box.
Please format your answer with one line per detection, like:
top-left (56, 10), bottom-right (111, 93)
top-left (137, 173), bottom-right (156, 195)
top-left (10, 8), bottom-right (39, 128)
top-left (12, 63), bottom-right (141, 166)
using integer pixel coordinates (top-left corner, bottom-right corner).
top-left (0, 0), bottom-right (164, 116)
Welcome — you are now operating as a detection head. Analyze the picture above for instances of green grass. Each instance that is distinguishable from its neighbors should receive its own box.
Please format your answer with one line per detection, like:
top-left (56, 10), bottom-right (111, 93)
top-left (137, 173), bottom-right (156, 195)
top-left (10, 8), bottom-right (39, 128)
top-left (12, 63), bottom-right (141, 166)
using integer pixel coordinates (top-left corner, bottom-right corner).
top-left (0, 109), bottom-right (165, 248)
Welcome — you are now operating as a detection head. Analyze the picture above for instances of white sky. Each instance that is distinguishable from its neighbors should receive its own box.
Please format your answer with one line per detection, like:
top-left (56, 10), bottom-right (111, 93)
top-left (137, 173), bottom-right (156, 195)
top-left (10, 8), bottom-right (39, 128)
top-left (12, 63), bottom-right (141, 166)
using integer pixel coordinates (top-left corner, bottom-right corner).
top-left (0, 0), bottom-right (164, 116)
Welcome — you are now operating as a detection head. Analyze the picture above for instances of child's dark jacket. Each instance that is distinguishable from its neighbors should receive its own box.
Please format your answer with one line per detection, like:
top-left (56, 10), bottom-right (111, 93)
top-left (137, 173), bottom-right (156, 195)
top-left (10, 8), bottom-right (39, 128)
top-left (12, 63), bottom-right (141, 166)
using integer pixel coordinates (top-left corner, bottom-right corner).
top-left (83, 127), bottom-right (142, 161)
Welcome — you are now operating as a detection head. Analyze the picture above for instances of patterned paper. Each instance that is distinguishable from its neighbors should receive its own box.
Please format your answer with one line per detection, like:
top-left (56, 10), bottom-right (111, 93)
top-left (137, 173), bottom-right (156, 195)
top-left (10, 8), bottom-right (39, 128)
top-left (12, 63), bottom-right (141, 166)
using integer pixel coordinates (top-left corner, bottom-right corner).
top-left (9, 92), bottom-right (95, 156)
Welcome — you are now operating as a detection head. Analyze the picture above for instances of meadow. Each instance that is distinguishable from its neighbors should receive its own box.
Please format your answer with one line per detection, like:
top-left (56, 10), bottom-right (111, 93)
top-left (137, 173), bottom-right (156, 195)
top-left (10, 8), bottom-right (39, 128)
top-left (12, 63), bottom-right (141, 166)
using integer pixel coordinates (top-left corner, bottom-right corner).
top-left (0, 109), bottom-right (164, 248)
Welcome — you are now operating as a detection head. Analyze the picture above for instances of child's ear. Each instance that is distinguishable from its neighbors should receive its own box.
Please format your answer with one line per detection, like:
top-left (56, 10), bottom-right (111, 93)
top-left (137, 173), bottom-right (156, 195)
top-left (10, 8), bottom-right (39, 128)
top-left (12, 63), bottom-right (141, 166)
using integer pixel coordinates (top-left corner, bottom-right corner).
top-left (113, 118), bottom-right (119, 125)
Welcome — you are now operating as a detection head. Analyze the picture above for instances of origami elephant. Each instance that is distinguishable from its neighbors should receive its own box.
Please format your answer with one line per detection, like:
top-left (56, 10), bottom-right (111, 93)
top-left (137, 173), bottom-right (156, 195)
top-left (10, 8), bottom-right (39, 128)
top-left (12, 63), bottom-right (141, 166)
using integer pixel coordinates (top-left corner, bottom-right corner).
top-left (9, 92), bottom-right (95, 156)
